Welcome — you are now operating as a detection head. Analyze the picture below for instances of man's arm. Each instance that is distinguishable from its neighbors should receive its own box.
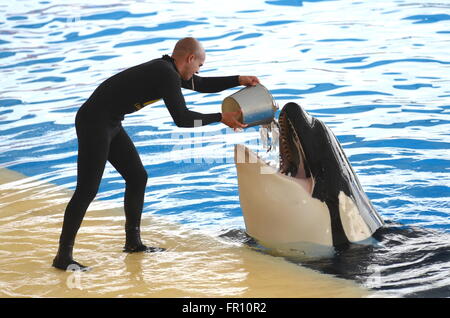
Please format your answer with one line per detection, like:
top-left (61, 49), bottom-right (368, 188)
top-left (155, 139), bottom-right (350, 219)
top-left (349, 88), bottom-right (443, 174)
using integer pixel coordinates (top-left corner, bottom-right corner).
top-left (181, 75), bottom-right (260, 93)
top-left (163, 74), bottom-right (222, 128)
top-left (181, 74), bottom-right (239, 93)
top-left (164, 70), bottom-right (256, 129)
top-left (162, 76), bottom-right (246, 129)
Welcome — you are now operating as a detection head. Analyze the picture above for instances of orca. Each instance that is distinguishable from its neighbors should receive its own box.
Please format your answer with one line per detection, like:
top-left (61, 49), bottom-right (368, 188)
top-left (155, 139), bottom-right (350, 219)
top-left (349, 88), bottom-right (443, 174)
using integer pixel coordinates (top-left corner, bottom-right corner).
top-left (234, 102), bottom-right (384, 250)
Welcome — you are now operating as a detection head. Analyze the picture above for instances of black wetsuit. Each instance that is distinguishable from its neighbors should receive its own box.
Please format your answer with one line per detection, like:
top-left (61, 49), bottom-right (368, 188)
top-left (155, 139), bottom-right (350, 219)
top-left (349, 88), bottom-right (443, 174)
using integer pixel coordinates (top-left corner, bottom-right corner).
top-left (53, 55), bottom-right (239, 270)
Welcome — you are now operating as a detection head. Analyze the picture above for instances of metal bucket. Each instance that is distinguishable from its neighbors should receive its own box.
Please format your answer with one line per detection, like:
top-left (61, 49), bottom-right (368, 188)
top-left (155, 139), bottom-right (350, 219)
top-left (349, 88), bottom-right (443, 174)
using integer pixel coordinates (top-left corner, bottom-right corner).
top-left (222, 83), bottom-right (277, 127)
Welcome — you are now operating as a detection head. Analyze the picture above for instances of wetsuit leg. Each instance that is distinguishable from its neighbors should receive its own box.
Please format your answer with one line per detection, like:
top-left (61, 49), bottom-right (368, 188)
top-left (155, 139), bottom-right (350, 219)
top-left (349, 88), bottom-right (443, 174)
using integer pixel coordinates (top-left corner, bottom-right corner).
top-left (107, 126), bottom-right (148, 251)
top-left (107, 127), bottom-right (165, 253)
top-left (53, 109), bottom-right (119, 270)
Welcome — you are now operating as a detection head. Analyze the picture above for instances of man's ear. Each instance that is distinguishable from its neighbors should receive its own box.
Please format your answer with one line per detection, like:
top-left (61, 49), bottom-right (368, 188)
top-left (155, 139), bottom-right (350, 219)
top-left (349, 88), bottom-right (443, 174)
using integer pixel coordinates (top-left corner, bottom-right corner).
top-left (187, 54), bottom-right (195, 63)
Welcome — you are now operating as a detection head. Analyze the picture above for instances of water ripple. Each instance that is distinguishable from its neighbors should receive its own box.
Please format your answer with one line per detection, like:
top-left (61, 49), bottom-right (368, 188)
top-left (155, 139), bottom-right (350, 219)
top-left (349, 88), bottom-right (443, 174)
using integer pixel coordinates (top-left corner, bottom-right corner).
top-left (403, 14), bottom-right (450, 24)
top-left (344, 58), bottom-right (450, 70)
top-left (0, 57), bottom-right (66, 70)
top-left (48, 21), bottom-right (208, 44)
top-left (12, 10), bottom-right (158, 29)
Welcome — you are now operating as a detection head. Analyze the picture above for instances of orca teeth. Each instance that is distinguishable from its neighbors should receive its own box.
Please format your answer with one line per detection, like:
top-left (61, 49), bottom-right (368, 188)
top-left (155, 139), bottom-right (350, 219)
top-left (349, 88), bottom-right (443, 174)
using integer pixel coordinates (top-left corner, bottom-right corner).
top-left (278, 109), bottom-right (308, 179)
top-left (279, 110), bottom-right (298, 177)
top-left (279, 111), bottom-right (290, 175)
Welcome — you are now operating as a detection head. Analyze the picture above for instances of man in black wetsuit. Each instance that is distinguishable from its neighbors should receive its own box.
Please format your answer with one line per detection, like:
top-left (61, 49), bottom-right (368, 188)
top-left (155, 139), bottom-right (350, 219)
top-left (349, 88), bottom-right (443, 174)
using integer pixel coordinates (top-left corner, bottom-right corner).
top-left (52, 37), bottom-right (260, 270)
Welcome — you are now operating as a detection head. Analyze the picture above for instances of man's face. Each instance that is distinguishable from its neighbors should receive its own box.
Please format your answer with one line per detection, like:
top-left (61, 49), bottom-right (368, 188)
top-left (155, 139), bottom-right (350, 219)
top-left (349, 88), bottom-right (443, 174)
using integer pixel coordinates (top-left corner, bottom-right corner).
top-left (183, 49), bottom-right (205, 80)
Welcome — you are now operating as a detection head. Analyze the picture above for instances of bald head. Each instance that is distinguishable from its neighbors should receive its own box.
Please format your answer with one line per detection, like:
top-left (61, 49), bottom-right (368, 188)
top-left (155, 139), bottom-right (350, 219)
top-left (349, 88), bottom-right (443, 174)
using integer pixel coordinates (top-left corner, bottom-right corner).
top-left (171, 37), bottom-right (206, 80)
top-left (172, 37), bottom-right (205, 59)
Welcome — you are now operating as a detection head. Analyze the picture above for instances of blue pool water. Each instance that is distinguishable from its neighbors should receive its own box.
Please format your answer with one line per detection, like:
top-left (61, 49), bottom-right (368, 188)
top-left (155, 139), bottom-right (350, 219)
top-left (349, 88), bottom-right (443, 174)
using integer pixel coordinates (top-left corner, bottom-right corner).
top-left (1, 0), bottom-right (449, 297)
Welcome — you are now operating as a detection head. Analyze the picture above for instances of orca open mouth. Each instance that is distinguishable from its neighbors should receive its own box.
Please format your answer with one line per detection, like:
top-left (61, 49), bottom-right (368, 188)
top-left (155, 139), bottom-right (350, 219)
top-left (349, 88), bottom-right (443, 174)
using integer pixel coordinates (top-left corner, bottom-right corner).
top-left (235, 102), bottom-right (384, 247)
top-left (277, 110), bottom-right (314, 194)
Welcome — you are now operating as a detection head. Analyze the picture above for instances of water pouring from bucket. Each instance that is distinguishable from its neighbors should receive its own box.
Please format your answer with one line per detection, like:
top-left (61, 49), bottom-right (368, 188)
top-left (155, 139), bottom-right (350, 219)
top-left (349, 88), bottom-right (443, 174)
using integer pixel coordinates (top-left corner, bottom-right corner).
top-left (223, 83), bottom-right (280, 168)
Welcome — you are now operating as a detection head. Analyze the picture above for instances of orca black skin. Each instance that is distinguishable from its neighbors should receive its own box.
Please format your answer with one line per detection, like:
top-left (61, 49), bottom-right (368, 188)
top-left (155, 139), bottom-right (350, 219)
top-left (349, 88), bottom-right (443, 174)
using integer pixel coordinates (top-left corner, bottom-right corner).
top-left (278, 102), bottom-right (384, 247)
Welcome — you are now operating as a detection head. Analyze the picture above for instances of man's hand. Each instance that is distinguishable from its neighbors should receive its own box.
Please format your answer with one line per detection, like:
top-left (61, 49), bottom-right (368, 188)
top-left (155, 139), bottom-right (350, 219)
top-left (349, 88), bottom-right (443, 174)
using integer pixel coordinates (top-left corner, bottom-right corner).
top-left (239, 75), bottom-right (260, 87)
top-left (221, 110), bottom-right (248, 131)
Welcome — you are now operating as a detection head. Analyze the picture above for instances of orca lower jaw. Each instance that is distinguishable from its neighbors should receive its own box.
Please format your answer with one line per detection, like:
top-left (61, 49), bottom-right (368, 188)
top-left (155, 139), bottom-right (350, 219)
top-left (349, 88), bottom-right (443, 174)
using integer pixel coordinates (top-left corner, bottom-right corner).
top-left (278, 110), bottom-right (314, 195)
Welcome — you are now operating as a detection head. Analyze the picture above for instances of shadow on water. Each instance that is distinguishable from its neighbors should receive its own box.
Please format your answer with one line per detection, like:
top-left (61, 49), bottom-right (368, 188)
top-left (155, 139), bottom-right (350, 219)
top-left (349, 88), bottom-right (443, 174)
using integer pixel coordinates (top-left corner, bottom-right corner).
top-left (220, 220), bottom-right (450, 297)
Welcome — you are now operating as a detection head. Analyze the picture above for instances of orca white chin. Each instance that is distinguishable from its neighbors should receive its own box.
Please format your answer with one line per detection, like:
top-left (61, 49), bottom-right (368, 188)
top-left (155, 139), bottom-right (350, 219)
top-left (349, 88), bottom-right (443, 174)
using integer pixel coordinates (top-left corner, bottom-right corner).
top-left (234, 143), bottom-right (334, 247)
top-left (234, 102), bottom-right (384, 249)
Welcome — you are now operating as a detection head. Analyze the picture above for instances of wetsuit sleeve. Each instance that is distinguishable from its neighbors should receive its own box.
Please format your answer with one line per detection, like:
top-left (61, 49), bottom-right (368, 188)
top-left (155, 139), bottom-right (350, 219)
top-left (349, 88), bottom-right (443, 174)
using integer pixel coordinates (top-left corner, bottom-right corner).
top-left (181, 74), bottom-right (240, 93)
top-left (162, 71), bottom-right (222, 128)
